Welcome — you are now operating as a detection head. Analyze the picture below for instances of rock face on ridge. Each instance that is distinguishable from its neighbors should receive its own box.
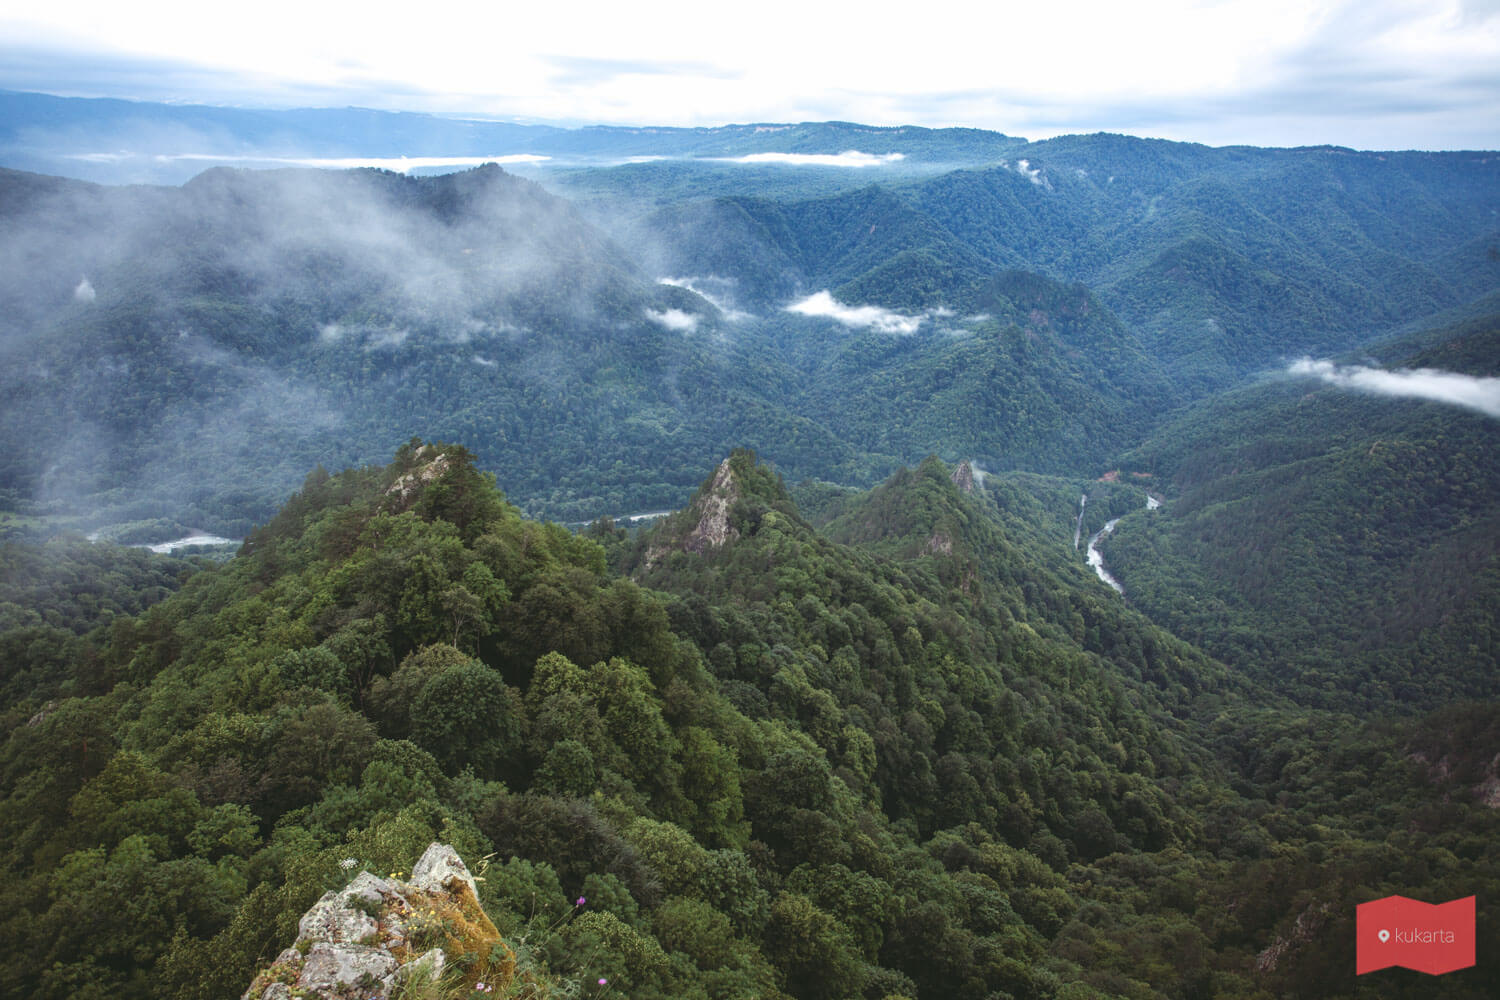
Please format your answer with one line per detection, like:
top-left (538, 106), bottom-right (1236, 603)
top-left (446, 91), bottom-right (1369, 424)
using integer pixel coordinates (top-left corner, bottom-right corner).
top-left (682, 458), bottom-right (741, 553)
top-left (241, 843), bottom-right (512, 1000)
top-left (644, 456), bottom-right (742, 567)
top-left (951, 460), bottom-right (975, 493)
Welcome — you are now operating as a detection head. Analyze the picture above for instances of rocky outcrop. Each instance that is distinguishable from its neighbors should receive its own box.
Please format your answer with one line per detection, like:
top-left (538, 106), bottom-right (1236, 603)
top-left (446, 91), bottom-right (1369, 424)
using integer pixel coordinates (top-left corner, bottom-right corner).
top-left (924, 531), bottom-right (954, 555)
top-left (386, 446), bottom-right (453, 505)
top-left (951, 460), bottom-right (974, 493)
top-left (410, 842), bottom-right (480, 900)
top-left (1254, 902), bottom-right (1331, 974)
top-left (1410, 749), bottom-right (1500, 809)
top-left (683, 458), bottom-right (740, 553)
top-left (242, 843), bottom-right (513, 1000)
top-left (645, 457), bottom-right (741, 566)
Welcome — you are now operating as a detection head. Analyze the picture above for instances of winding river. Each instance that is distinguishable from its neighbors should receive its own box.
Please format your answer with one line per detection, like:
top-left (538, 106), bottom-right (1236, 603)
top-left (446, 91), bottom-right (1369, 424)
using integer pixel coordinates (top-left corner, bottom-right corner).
top-left (1086, 519), bottom-right (1126, 594)
top-left (1084, 493), bottom-right (1161, 595)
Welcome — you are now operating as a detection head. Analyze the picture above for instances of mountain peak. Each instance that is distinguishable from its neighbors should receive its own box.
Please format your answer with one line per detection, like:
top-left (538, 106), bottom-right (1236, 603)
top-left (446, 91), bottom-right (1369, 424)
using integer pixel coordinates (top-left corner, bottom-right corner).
top-left (952, 459), bottom-right (976, 493)
top-left (682, 457), bottom-right (742, 555)
top-left (642, 449), bottom-right (797, 566)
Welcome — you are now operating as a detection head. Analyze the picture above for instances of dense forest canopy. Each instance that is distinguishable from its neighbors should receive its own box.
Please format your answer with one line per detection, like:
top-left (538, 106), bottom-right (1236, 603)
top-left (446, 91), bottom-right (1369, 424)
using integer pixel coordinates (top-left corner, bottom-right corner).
top-left (0, 445), bottom-right (1495, 999)
top-left (0, 106), bottom-right (1497, 998)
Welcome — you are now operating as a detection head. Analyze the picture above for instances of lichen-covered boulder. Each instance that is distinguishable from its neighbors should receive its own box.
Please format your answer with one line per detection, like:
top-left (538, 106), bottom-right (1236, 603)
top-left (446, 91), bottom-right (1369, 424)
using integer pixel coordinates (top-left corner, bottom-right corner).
top-left (343, 870), bottom-right (394, 908)
top-left (298, 891), bottom-right (379, 944)
top-left (298, 941), bottom-right (398, 993)
top-left (242, 843), bottom-right (516, 1000)
top-left (410, 841), bottom-right (479, 901)
top-left (382, 947), bottom-right (446, 992)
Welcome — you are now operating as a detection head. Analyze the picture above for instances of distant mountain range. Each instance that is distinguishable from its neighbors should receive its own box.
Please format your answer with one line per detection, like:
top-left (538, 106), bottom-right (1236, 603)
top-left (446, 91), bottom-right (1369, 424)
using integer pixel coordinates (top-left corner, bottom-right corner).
top-left (0, 89), bottom-right (1024, 183)
top-left (1, 92), bottom-right (1496, 710)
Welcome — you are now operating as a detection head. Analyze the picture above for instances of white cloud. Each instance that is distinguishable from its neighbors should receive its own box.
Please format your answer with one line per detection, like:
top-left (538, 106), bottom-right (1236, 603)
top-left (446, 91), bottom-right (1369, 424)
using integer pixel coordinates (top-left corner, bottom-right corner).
top-left (658, 276), bottom-right (750, 320)
top-left (473, 354), bottom-right (497, 367)
top-left (645, 307), bottom-right (699, 332)
top-left (786, 290), bottom-right (927, 335)
top-left (712, 151), bottom-right (905, 168)
top-left (1288, 358), bottom-right (1500, 418)
top-left (73, 276), bottom-right (96, 302)
top-left (1013, 159), bottom-right (1048, 187)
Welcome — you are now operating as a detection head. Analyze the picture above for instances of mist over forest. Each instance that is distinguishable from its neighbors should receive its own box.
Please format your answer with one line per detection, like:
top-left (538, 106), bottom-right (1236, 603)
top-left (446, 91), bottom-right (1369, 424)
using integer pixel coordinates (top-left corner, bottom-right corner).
top-left (0, 90), bottom-right (1497, 1000)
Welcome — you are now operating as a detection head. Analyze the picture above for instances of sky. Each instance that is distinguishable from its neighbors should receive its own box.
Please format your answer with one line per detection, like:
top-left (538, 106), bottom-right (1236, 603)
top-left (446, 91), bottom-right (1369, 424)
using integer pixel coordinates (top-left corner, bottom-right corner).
top-left (1, 0), bottom-right (1498, 149)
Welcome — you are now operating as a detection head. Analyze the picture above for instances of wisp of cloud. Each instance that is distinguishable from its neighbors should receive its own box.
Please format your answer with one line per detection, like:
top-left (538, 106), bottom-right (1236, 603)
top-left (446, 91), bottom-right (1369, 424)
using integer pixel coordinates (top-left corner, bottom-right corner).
top-left (658, 276), bottom-right (750, 321)
top-left (645, 307), bottom-right (699, 332)
top-left (1288, 358), bottom-right (1500, 419)
top-left (107, 153), bottom-right (554, 172)
top-left (713, 151), bottom-right (905, 168)
top-left (786, 290), bottom-right (931, 335)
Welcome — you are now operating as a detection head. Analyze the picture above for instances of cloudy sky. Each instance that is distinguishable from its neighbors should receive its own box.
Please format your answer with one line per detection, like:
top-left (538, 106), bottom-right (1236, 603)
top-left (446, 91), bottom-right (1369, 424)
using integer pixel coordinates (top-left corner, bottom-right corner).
top-left (2, 0), bottom-right (1498, 149)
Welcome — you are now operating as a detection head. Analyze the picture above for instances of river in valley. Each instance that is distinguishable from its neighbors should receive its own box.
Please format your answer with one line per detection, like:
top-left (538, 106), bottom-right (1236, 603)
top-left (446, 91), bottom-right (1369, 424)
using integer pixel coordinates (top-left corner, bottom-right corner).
top-left (1084, 493), bottom-right (1161, 595)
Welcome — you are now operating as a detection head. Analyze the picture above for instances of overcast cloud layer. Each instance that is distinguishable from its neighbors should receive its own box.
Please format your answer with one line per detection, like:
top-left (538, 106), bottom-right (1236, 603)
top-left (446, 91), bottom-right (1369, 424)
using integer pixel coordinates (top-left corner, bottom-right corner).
top-left (2, 0), bottom-right (1497, 149)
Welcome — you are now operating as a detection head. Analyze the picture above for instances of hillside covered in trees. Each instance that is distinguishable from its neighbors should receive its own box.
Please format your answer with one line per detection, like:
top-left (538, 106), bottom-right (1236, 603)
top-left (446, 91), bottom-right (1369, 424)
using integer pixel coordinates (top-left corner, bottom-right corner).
top-left (1, 101), bottom-right (1497, 998)
top-left (1, 445), bottom-right (1495, 999)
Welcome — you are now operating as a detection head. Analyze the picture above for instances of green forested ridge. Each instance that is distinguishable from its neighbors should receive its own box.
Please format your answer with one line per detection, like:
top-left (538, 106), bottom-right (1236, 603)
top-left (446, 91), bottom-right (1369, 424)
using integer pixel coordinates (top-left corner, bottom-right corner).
top-left (4, 126), bottom-right (1498, 535)
top-left (624, 139), bottom-right (1499, 389)
top-left (1, 110), bottom-right (1498, 1000)
top-left (1099, 318), bottom-right (1500, 710)
top-left (1, 445), bottom-right (1495, 999)
top-left (0, 164), bottom-right (1185, 531)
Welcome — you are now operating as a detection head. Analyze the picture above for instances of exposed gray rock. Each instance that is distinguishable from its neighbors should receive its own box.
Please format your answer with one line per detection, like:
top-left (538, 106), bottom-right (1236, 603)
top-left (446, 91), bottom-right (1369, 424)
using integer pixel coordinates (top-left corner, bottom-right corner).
top-left (386, 452), bottom-right (453, 504)
top-left (298, 942), bottom-right (398, 993)
top-left (298, 890), bottom-right (378, 944)
top-left (411, 841), bottom-right (479, 901)
top-left (244, 843), bottom-right (507, 1000)
top-left (645, 458), bottom-right (741, 567)
top-left (383, 948), bottom-right (446, 991)
top-left (684, 459), bottom-right (739, 553)
top-left (342, 871), bottom-right (394, 908)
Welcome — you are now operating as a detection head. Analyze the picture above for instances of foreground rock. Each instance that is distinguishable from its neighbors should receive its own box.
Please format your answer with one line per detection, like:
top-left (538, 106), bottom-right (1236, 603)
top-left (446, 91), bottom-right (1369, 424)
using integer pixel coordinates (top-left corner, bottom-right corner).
top-left (241, 843), bottom-right (513, 1000)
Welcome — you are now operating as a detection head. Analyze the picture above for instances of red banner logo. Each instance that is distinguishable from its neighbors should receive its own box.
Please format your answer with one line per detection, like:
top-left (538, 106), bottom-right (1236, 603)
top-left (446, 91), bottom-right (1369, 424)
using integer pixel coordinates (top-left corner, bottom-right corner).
top-left (1356, 895), bottom-right (1475, 975)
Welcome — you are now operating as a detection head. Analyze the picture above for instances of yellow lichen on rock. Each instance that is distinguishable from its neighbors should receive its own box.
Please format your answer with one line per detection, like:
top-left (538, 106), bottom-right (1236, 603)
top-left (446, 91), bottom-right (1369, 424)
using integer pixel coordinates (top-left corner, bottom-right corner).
top-left (241, 843), bottom-right (515, 1000)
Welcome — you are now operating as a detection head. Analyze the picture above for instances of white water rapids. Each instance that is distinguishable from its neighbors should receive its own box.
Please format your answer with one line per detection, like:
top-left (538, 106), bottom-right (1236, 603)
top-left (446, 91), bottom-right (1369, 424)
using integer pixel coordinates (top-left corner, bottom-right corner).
top-left (1086, 519), bottom-right (1125, 593)
top-left (1083, 493), bottom-right (1161, 595)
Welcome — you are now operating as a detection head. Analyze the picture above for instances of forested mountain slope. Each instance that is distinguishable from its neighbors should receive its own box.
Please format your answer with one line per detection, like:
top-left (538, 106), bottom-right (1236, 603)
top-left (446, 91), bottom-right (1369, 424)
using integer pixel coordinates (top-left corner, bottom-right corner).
top-left (0, 162), bottom-right (1195, 535)
top-left (1, 445), bottom-right (1495, 999)
top-left (1100, 313), bottom-right (1500, 709)
top-left (600, 139), bottom-right (1500, 390)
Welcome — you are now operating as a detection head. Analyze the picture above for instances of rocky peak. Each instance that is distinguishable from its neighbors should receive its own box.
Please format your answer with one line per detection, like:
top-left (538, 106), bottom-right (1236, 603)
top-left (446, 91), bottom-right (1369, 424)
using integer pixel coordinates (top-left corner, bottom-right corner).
top-left (951, 460), bottom-right (975, 493)
top-left (385, 446), bottom-right (453, 506)
top-left (242, 843), bottom-right (513, 1000)
top-left (683, 458), bottom-right (741, 553)
top-left (644, 457), bottom-right (742, 567)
